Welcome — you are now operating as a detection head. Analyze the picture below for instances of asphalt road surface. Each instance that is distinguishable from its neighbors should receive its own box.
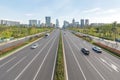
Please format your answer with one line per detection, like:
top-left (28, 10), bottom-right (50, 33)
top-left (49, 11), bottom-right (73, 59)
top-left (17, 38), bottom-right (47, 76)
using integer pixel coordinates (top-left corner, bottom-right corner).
top-left (62, 30), bottom-right (120, 80)
top-left (0, 29), bottom-right (60, 80)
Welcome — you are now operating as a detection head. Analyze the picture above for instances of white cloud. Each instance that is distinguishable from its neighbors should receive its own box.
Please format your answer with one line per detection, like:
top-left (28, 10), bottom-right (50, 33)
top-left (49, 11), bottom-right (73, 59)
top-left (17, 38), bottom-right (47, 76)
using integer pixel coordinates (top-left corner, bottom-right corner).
top-left (24, 13), bottom-right (33, 17)
top-left (95, 9), bottom-right (118, 14)
top-left (83, 8), bottom-right (101, 13)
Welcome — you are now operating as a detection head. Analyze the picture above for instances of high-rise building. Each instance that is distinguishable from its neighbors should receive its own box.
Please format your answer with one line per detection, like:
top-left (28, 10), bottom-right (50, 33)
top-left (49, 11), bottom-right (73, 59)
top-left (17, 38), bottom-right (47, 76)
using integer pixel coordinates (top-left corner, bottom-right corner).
top-left (45, 16), bottom-right (51, 27)
top-left (80, 19), bottom-right (84, 27)
top-left (29, 20), bottom-right (37, 26)
top-left (0, 20), bottom-right (20, 26)
top-left (75, 22), bottom-right (79, 27)
top-left (63, 21), bottom-right (69, 28)
top-left (56, 19), bottom-right (59, 28)
top-left (85, 19), bottom-right (89, 26)
top-left (38, 20), bottom-right (41, 27)
top-left (72, 18), bottom-right (75, 27)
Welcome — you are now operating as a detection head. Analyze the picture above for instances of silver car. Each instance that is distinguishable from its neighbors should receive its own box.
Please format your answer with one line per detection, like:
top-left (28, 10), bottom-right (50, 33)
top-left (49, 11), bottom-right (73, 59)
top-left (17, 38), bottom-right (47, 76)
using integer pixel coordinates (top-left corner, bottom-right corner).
top-left (31, 43), bottom-right (38, 49)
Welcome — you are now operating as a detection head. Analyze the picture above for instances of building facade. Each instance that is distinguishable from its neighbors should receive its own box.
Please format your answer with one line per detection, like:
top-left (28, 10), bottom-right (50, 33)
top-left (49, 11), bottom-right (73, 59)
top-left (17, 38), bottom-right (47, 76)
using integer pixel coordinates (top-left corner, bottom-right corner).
top-left (29, 20), bottom-right (37, 26)
top-left (45, 16), bottom-right (51, 27)
top-left (56, 19), bottom-right (59, 28)
top-left (63, 21), bottom-right (69, 28)
top-left (85, 19), bottom-right (89, 26)
top-left (80, 19), bottom-right (84, 27)
top-left (0, 20), bottom-right (20, 26)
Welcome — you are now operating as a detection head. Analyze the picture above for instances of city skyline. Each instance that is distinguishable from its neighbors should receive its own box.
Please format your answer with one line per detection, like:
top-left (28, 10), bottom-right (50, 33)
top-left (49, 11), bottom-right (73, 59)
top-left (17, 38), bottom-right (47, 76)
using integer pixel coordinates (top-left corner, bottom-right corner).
top-left (0, 0), bottom-right (120, 27)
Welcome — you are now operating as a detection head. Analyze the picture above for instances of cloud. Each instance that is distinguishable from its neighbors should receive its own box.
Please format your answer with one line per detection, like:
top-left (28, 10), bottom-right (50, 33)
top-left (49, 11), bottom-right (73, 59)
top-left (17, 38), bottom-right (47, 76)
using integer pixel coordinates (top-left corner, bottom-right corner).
top-left (24, 13), bottom-right (33, 17)
top-left (95, 9), bottom-right (118, 14)
top-left (83, 8), bottom-right (101, 13)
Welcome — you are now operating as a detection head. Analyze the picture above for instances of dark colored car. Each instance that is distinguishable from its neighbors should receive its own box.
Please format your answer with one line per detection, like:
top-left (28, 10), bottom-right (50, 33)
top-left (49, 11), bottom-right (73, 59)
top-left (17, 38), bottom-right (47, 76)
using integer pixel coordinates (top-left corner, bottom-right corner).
top-left (45, 33), bottom-right (49, 37)
top-left (115, 38), bottom-right (120, 42)
top-left (92, 46), bottom-right (102, 53)
top-left (81, 48), bottom-right (90, 55)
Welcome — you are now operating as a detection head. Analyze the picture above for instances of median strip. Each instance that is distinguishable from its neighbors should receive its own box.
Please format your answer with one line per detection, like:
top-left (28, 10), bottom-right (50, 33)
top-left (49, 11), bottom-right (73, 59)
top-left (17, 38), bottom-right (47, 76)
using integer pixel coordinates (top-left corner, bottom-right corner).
top-left (54, 32), bottom-right (65, 80)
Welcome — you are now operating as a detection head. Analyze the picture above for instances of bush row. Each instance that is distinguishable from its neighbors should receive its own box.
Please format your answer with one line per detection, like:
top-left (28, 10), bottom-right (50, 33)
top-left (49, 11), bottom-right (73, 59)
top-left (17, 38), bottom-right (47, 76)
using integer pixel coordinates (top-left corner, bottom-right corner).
top-left (0, 42), bottom-right (26, 55)
top-left (0, 33), bottom-right (45, 56)
top-left (93, 42), bottom-right (120, 57)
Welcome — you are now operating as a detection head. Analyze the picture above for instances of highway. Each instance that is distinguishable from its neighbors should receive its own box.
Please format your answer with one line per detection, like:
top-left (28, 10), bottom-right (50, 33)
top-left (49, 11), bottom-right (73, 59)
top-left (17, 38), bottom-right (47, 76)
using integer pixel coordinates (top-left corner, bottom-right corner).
top-left (0, 29), bottom-right (60, 80)
top-left (62, 30), bottom-right (120, 80)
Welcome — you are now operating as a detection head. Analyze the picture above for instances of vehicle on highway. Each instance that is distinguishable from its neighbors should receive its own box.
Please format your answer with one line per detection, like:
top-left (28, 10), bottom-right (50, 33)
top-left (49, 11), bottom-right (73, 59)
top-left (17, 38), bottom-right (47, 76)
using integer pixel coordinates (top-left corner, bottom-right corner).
top-left (92, 46), bottom-right (102, 53)
top-left (31, 43), bottom-right (38, 49)
top-left (45, 33), bottom-right (50, 37)
top-left (81, 48), bottom-right (90, 55)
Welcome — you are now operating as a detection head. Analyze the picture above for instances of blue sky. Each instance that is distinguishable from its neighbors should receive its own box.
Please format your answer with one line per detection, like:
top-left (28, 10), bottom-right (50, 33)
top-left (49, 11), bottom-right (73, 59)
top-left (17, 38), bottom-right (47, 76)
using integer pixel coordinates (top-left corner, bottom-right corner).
top-left (0, 0), bottom-right (120, 26)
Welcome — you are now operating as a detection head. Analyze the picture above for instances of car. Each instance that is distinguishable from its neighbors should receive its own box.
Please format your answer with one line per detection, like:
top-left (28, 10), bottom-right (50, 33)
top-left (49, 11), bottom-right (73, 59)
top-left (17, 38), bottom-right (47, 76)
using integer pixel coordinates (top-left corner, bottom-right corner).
top-left (45, 33), bottom-right (49, 37)
top-left (92, 46), bottom-right (102, 53)
top-left (115, 38), bottom-right (120, 42)
top-left (81, 48), bottom-right (90, 55)
top-left (31, 43), bottom-right (38, 49)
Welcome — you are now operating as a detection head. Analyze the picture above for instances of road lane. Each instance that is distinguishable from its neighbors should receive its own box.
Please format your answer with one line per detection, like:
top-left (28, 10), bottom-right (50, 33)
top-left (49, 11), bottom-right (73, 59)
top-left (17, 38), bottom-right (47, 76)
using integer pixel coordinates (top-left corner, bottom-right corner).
top-left (0, 29), bottom-right (60, 80)
top-left (64, 30), bottom-right (120, 80)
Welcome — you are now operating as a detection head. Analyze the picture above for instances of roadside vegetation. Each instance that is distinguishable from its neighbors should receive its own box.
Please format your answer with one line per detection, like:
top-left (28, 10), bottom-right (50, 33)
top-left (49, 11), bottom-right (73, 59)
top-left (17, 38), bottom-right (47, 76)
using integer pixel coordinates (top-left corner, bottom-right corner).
top-left (0, 33), bottom-right (45, 58)
top-left (0, 25), bottom-right (53, 58)
top-left (0, 25), bottom-right (53, 40)
top-left (54, 33), bottom-right (65, 80)
top-left (73, 33), bottom-right (120, 58)
top-left (69, 23), bottom-right (120, 40)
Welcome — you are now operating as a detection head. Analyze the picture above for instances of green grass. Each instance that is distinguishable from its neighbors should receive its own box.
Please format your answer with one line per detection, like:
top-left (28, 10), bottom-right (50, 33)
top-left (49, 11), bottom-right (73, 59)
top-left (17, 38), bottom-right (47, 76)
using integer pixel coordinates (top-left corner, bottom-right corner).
top-left (54, 33), bottom-right (65, 80)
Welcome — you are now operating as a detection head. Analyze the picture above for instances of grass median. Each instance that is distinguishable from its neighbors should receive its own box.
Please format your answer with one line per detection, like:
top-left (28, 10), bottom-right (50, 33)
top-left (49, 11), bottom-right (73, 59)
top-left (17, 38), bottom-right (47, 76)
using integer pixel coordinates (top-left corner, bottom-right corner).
top-left (54, 33), bottom-right (65, 80)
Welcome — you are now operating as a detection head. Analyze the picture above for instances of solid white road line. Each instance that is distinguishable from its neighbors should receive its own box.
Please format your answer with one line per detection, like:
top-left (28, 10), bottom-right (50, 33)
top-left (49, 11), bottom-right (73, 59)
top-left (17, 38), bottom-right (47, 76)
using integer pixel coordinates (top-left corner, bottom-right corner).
top-left (33, 34), bottom-right (57, 80)
top-left (65, 36), bottom-right (87, 80)
top-left (7, 56), bottom-right (27, 72)
top-left (51, 34), bottom-right (59, 80)
top-left (66, 33), bottom-right (106, 80)
top-left (0, 57), bottom-right (16, 68)
top-left (62, 33), bottom-right (69, 80)
top-left (14, 35), bottom-right (55, 80)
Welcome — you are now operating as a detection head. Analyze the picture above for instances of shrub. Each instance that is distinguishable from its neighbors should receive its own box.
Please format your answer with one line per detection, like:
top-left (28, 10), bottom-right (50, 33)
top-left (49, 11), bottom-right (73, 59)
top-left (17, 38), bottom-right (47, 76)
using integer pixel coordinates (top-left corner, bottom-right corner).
top-left (93, 42), bottom-right (120, 57)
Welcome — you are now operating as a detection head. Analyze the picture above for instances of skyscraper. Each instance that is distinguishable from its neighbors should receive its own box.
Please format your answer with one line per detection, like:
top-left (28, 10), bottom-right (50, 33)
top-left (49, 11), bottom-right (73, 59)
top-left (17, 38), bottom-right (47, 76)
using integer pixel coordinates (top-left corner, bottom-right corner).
top-left (45, 16), bottom-right (51, 27)
top-left (56, 19), bottom-right (59, 28)
top-left (72, 18), bottom-right (75, 27)
top-left (81, 19), bottom-right (84, 27)
top-left (85, 19), bottom-right (89, 26)
top-left (38, 20), bottom-right (41, 27)
top-left (29, 20), bottom-right (37, 26)
top-left (63, 21), bottom-right (69, 28)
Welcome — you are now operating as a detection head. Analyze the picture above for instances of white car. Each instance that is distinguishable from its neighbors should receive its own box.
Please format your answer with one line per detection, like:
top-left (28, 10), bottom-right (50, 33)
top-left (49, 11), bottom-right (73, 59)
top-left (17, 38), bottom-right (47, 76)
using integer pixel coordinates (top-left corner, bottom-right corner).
top-left (31, 43), bottom-right (38, 49)
top-left (92, 46), bottom-right (102, 53)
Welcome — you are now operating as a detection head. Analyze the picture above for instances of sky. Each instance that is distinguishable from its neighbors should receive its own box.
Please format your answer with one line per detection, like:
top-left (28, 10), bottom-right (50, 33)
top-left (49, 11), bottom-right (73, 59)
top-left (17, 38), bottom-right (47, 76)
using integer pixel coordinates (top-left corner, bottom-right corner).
top-left (0, 0), bottom-right (120, 27)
